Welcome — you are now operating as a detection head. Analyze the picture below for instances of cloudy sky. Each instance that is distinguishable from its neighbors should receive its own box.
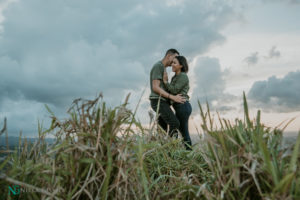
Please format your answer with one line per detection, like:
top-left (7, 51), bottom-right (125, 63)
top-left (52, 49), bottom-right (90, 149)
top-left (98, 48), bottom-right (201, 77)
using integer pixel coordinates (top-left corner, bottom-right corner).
top-left (0, 0), bottom-right (299, 137)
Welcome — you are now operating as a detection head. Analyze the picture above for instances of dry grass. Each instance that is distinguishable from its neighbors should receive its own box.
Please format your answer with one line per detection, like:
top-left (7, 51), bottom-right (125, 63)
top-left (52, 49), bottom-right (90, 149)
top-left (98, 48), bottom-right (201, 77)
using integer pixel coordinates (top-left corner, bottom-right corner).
top-left (0, 92), bottom-right (299, 200)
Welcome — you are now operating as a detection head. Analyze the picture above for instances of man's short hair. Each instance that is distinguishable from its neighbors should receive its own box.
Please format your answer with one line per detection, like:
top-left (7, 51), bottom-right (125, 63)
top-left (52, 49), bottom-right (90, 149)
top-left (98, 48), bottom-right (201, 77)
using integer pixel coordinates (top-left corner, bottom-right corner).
top-left (165, 49), bottom-right (179, 57)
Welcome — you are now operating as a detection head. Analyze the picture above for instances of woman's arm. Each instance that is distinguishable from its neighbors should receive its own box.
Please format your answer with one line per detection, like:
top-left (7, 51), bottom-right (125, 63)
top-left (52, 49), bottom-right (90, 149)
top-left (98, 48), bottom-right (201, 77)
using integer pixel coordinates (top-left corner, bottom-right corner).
top-left (163, 74), bottom-right (188, 94)
top-left (152, 80), bottom-right (186, 103)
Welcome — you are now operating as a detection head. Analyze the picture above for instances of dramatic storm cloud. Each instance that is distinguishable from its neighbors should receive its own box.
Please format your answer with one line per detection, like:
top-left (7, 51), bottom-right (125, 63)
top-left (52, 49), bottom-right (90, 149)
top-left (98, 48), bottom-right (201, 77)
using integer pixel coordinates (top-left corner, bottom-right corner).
top-left (248, 70), bottom-right (300, 112)
top-left (0, 0), bottom-right (238, 135)
top-left (268, 46), bottom-right (280, 59)
top-left (244, 52), bottom-right (259, 66)
top-left (190, 57), bottom-right (237, 113)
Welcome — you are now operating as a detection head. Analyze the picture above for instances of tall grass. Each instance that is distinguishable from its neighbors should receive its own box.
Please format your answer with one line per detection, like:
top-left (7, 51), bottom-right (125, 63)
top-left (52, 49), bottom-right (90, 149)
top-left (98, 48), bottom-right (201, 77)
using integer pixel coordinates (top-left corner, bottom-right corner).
top-left (0, 92), bottom-right (299, 200)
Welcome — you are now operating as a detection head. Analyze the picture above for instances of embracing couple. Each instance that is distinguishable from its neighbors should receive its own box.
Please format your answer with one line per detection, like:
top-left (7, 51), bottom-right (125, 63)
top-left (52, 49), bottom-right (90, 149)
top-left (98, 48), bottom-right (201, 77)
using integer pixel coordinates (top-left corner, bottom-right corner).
top-left (149, 49), bottom-right (192, 151)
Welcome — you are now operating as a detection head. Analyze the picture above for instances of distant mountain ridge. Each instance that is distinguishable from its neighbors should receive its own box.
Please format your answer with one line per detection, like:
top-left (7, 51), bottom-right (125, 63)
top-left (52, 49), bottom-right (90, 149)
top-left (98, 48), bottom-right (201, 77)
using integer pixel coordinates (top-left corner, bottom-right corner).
top-left (0, 136), bottom-right (55, 147)
top-left (1, 131), bottom-right (298, 147)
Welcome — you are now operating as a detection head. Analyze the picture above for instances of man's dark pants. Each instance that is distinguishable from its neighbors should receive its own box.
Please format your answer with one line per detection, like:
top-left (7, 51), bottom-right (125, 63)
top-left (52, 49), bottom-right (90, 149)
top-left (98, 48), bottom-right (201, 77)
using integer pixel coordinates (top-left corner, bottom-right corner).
top-left (150, 98), bottom-right (180, 137)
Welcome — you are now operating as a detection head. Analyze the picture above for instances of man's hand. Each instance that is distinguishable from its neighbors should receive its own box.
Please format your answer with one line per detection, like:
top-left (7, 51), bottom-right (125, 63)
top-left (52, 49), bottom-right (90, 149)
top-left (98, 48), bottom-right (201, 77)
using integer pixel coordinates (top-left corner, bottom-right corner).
top-left (170, 94), bottom-right (186, 104)
top-left (163, 71), bottom-right (168, 84)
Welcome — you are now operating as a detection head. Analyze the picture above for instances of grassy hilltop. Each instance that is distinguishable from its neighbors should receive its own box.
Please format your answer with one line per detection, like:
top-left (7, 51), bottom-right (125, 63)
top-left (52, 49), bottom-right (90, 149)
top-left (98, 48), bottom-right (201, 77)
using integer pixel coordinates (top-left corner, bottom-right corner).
top-left (0, 92), bottom-right (300, 200)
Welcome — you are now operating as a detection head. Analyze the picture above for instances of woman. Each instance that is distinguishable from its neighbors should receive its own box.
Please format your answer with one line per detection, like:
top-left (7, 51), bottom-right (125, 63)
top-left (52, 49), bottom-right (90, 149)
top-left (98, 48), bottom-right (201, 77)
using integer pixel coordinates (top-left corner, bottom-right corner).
top-left (163, 56), bottom-right (192, 150)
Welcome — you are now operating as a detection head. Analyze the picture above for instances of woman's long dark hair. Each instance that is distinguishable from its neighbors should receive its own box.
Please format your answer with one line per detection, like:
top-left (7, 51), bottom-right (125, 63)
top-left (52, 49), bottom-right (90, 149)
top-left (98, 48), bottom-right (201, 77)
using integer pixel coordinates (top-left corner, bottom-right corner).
top-left (175, 56), bottom-right (189, 73)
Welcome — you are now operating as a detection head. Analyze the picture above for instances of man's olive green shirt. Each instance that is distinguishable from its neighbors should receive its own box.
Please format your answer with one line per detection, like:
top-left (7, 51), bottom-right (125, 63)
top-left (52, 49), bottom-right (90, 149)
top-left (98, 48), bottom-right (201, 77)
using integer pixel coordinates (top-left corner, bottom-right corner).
top-left (165, 72), bottom-right (190, 104)
top-left (149, 61), bottom-right (168, 101)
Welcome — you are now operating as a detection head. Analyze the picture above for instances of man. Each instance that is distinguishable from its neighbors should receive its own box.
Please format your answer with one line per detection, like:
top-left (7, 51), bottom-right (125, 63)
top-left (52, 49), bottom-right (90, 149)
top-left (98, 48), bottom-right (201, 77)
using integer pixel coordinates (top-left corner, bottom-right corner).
top-left (149, 49), bottom-right (186, 137)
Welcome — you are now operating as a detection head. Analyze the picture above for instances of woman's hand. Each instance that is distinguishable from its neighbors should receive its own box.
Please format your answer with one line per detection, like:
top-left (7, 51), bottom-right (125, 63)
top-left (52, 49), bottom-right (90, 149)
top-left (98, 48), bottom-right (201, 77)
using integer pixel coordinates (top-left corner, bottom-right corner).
top-left (170, 94), bottom-right (186, 104)
top-left (163, 71), bottom-right (168, 84)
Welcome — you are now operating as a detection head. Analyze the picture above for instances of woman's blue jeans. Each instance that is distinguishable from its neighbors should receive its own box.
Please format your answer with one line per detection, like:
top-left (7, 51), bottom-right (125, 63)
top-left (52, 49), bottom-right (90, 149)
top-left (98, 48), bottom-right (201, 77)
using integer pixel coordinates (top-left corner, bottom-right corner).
top-left (172, 101), bottom-right (192, 150)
